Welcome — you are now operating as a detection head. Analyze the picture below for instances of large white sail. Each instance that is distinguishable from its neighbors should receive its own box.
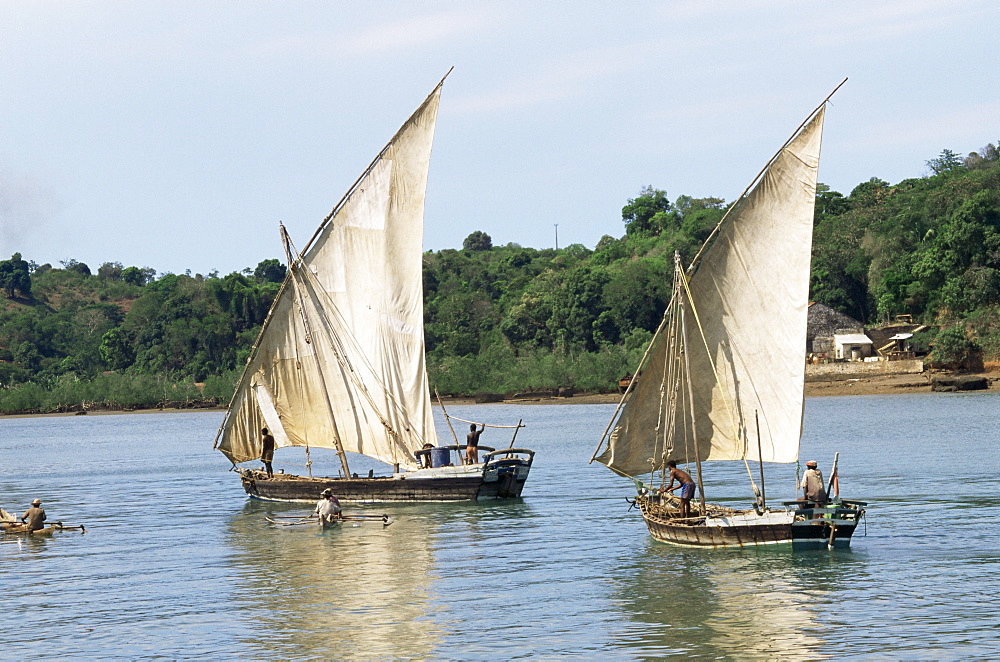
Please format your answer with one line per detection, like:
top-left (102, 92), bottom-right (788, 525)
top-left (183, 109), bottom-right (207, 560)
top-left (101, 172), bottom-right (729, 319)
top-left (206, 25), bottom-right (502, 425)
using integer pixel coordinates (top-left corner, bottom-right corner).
top-left (215, 83), bottom-right (443, 469)
top-left (596, 106), bottom-right (825, 478)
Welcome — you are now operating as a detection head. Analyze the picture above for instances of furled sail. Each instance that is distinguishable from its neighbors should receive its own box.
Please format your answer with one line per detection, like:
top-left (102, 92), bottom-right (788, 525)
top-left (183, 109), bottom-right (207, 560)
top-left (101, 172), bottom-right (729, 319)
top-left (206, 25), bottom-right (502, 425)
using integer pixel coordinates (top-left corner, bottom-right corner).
top-left (215, 82), bottom-right (443, 469)
top-left (595, 106), bottom-right (825, 478)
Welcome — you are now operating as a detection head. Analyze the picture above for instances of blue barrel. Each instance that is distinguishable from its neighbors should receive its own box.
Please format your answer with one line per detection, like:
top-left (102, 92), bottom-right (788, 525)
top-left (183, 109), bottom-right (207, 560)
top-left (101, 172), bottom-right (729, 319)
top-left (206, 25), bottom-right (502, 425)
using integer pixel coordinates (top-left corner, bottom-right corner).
top-left (430, 447), bottom-right (450, 468)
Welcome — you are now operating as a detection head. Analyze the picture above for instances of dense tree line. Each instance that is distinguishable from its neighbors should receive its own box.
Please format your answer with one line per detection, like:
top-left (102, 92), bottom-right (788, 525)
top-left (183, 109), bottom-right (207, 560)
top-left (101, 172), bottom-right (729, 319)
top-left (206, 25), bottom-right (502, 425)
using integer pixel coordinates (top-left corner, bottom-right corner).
top-left (0, 258), bottom-right (284, 394)
top-left (2, 139), bottom-right (999, 410)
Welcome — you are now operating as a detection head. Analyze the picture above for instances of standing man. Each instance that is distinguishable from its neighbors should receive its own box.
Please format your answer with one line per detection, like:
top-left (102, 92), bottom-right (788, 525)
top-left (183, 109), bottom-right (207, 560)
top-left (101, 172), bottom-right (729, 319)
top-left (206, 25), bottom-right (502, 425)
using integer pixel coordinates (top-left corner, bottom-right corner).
top-left (661, 460), bottom-right (696, 519)
top-left (465, 423), bottom-right (485, 465)
top-left (801, 460), bottom-right (828, 505)
top-left (261, 428), bottom-right (275, 478)
top-left (315, 488), bottom-right (342, 527)
top-left (20, 499), bottom-right (46, 532)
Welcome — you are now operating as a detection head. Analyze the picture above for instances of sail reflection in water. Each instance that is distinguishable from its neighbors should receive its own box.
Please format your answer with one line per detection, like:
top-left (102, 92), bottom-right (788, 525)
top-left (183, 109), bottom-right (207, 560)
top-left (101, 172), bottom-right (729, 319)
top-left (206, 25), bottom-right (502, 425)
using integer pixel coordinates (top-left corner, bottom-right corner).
top-left (225, 500), bottom-right (442, 659)
top-left (611, 544), bottom-right (867, 659)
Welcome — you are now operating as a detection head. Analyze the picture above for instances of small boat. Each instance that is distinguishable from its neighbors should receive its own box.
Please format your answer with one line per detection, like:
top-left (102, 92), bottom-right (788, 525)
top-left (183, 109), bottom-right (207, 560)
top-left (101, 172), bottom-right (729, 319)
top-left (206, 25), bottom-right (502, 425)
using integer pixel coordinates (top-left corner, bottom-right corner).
top-left (591, 81), bottom-right (867, 549)
top-left (265, 514), bottom-right (392, 528)
top-left (1, 522), bottom-right (56, 536)
top-left (1, 509), bottom-right (87, 536)
top-left (1, 521), bottom-right (85, 536)
top-left (213, 71), bottom-right (535, 503)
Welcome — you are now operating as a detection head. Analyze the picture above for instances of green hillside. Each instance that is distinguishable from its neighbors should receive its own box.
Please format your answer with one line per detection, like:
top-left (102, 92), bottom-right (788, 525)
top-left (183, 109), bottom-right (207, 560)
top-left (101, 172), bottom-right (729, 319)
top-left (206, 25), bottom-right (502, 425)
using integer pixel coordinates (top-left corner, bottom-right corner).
top-left (2, 141), bottom-right (998, 413)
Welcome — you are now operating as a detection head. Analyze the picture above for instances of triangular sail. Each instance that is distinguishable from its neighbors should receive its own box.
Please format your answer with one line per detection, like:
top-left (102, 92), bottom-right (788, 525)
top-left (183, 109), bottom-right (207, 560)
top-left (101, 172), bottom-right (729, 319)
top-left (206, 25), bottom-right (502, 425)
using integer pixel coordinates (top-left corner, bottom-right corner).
top-left (595, 106), bottom-right (825, 478)
top-left (215, 82), bottom-right (443, 469)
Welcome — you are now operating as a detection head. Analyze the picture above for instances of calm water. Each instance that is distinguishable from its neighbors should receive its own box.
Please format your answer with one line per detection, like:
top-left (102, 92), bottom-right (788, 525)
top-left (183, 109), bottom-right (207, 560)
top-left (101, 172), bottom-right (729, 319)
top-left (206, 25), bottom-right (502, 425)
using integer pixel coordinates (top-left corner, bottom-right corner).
top-left (2, 393), bottom-right (999, 660)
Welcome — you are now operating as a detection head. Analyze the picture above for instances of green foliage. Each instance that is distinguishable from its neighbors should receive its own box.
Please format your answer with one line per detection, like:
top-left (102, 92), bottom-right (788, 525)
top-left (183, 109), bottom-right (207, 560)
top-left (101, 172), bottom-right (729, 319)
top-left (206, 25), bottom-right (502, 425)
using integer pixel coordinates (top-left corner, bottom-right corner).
top-left (253, 259), bottom-right (286, 283)
top-left (0, 253), bottom-right (32, 299)
top-left (622, 186), bottom-right (677, 236)
top-left (0, 372), bottom-right (216, 414)
top-left (462, 231), bottom-right (493, 252)
top-left (6, 138), bottom-right (1000, 404)
top-left (931, 324), bottom-right (977, 368)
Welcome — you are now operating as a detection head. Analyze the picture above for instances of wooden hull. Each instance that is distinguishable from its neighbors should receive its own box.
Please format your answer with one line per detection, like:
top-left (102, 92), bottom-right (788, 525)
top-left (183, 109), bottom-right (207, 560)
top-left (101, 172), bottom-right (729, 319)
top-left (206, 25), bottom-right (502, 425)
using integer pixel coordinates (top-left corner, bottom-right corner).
top-left (238, 449), bottom-right (534, 503)
top-left (1, 524), bottom-right (55, 536)
top-left (637, 495), bottom-right (865, 549)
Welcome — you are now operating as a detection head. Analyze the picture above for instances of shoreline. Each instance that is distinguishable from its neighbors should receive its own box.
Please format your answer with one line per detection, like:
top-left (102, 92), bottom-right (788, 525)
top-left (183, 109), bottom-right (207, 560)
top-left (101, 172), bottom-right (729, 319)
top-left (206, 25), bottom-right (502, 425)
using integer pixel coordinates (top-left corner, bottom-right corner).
top-left (4, 370), bottom-right (999, 418)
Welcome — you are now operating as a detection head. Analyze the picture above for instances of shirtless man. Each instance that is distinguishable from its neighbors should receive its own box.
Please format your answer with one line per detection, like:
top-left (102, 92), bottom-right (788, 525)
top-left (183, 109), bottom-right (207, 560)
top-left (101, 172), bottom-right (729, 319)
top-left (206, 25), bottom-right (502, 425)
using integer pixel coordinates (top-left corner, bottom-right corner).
top-left (260, 428), bottom-right (275, 478)
top-left (661, 460), bottom-right (696, 519)
top-left (465, 423), bottom-right (484, 465)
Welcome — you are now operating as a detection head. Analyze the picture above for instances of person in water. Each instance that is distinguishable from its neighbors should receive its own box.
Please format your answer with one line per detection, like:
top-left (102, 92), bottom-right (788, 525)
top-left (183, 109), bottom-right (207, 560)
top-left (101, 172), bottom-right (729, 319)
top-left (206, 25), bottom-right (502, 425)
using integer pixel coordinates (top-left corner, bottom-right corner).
top-left (260, 428), bottom-right (275, 478)
top-left (465, 423), bottom-right (485, 465)
top-left (315, 489), bottom-right (343, 526)
top-left (800, 460), bottom-right (828, 505)
top-left (661, 461), bottom-right (696, 519)
top-left (20, 499), bottom-right (46, 532)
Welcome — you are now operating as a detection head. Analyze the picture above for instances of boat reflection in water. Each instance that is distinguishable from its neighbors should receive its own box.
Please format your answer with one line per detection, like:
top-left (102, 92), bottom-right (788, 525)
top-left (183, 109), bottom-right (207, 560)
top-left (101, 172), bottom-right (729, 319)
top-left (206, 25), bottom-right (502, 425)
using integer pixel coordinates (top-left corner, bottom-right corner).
top-left (224, 500), bottom-right (443, 660)
top-left (611, 544), bottom-right (867, 659)
top-left (223, 498), bottom-right (538, 659)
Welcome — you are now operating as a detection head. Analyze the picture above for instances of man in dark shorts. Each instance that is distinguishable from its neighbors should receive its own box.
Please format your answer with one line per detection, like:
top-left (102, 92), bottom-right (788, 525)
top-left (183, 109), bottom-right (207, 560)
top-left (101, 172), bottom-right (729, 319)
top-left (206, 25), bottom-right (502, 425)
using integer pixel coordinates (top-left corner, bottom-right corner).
top-left (261, 428), bottom-right (275, 478)
top-left (661, 460), bottom-right (696, 519)
top-left (465, 423), bottom-right (484, 465)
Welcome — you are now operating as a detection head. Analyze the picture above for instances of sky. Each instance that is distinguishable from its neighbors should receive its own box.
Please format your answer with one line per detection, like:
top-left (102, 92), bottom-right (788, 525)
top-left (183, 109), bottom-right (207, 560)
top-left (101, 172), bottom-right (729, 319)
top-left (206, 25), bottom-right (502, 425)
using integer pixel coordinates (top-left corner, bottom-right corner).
top-left (2, 1), bottom-right (998, 277)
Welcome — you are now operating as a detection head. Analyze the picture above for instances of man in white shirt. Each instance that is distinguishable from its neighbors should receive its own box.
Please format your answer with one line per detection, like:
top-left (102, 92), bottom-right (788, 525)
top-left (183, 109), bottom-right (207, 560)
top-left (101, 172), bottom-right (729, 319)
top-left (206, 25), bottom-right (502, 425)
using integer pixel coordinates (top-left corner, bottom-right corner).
top-left (315, 489), bottom-right (343, 527)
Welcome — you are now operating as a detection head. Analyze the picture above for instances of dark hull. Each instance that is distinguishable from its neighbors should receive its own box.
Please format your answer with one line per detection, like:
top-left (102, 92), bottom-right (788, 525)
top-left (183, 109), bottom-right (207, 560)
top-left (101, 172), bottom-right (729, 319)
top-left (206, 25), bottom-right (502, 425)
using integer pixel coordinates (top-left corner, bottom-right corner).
top-left (787, 499), bottom-right (867, 550)
top-left (638, 495), bottom-right (866, 549)
top-left (238, 449), bottom-right (533, 503)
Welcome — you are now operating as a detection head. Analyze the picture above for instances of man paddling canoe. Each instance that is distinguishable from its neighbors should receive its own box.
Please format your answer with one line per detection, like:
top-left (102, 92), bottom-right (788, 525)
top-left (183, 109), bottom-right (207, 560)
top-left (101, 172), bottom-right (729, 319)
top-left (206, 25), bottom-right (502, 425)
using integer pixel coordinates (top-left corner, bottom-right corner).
top-left (21, 499), bottom-right (47, 532)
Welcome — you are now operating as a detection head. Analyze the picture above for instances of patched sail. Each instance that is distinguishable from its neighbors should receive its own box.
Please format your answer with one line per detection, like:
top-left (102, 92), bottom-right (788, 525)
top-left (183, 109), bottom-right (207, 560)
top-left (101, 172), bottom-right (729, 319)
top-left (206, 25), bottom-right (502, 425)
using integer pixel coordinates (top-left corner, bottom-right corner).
top-left (215, 82), bottom-right (443, 469)
top-left (595, 106), bottom-right (825, 478)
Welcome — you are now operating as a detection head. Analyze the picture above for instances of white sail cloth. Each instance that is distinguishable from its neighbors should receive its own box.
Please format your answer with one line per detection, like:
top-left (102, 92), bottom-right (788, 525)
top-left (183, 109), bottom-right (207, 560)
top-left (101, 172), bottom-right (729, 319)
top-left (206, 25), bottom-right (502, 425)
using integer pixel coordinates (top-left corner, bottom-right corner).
top-left (215, 85), bottom-right (442, 468)
top-left (597, 107), bottom-right (825, 477)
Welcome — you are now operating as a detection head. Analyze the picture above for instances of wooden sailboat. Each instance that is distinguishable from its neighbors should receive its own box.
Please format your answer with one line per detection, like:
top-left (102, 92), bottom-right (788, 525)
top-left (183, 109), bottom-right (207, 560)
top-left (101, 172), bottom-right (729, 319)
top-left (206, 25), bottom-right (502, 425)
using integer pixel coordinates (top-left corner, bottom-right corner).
top-left (591, 84), bottom-right (866, 548)
top-left (213, 73), bottom-right (534, 503)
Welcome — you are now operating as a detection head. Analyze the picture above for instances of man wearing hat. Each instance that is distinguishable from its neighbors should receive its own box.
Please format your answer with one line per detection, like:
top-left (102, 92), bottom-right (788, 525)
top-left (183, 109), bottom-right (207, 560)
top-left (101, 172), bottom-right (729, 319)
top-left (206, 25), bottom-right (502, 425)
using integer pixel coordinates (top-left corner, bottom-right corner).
top-left (800, 461), bottom-right (828, 505)
top-left (20, 499), bottom-right (47, 532)
top-left (314, 489), bottom-right (342, 527)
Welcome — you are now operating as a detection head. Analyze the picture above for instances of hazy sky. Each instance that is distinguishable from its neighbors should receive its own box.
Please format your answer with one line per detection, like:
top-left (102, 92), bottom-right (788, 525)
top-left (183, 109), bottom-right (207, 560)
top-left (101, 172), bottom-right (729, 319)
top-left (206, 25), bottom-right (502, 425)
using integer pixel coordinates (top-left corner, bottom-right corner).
top-left (2, 1), bottom-right (997, 277)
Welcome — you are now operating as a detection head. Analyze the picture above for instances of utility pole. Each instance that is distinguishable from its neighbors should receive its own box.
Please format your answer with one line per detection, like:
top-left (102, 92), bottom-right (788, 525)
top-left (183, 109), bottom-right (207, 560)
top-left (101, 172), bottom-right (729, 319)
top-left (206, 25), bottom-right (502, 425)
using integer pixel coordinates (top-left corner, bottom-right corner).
top-left (554, 224), bottom-right (559, 250)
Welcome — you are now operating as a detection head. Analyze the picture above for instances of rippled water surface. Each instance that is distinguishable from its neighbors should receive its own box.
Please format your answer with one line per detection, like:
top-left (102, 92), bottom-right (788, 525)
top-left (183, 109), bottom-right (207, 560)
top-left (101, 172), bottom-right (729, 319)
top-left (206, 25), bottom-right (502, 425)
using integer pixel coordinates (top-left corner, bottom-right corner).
top-left (2, 393), bottom-right (999, 659)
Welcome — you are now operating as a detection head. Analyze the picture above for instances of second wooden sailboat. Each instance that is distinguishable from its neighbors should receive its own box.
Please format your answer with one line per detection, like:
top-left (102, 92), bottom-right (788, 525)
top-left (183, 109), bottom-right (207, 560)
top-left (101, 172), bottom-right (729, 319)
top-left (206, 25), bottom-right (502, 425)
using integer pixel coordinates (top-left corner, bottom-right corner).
top-left (591, 84), bottom-right (866, 548)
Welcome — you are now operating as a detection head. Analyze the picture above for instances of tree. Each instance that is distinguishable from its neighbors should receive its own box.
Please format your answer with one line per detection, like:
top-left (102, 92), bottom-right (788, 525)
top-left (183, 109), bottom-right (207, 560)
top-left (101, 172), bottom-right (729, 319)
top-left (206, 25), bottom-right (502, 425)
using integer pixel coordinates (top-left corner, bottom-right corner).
top-left (622, 186), bottom-right (675, 235)
top-left (98, 262), bottom-right (124, 280)
top-left (0, 253), bottom-right (32, 298)
top-left (61, 259), bottom-right (92, 276)
top-left (121, 266), bottom-right (153, 286)
top-left (926, 149), bottom-right (964, 175)
top-left (463, 231), bottom-right (493, 252)
top-left (253, 258), bottom-right (286, 283)
top-left (99, 327), bottom-right (135, 370)
top-left (931, 324), bottom-right (977, 368)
